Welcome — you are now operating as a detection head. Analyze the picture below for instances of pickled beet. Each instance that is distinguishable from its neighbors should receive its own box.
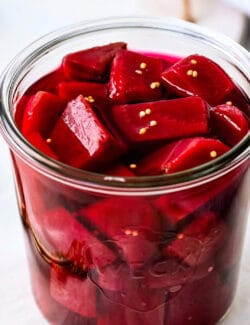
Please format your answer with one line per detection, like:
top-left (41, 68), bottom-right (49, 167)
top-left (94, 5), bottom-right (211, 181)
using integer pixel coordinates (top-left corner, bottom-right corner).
top-left (78, 197), bottom-right (162, 268)
top-left (13, 40), bottom-right (249, 325)
top-left (167, 271), bottom-right (234, 324)
top-left (50, 95), bottom-right (123, 169)
top-left (211, 103), bottom-right (249, 146)
top-left (136, 137), bottom-right (229, 175)
top-left (22, 91), bottom-right (65, 138)
top-left (50, 264), bottom-right (96, 318)
top-left (63, 42), bottom-right (127, 81)
top-left (161, 54), bottom-right (234, 105)
top-left (57, 81), bottom-right (109, 110)
top-left (112, 97), bottom-right (209, 143)
top-left (163, 212), bottom-right (227, 267)
top-left (41, 207), bottom-right (117, 269)
top-left (109, 50), bottom-right (165, 104)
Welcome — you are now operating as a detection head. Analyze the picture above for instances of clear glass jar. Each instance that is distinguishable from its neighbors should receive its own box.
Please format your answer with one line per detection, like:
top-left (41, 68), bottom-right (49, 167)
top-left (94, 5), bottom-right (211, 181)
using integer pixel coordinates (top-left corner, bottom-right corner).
top-left (0, 17), bottom-right (249, 325)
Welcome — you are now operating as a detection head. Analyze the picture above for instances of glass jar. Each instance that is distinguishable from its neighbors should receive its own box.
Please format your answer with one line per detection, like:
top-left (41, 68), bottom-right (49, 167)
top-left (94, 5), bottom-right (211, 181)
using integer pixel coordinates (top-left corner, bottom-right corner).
top-left (0, 17), bottom-right (249, 325)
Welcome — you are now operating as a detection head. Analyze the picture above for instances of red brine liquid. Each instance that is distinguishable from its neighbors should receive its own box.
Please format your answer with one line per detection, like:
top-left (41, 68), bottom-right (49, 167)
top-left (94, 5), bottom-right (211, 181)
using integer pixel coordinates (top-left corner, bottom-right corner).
top-left (13, 42), bottom-right (249, 325)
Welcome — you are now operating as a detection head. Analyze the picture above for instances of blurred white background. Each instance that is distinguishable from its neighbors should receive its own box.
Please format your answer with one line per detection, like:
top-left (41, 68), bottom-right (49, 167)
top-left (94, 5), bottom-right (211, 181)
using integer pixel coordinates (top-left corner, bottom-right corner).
top-left (0, 0), bottom-right (249, 324)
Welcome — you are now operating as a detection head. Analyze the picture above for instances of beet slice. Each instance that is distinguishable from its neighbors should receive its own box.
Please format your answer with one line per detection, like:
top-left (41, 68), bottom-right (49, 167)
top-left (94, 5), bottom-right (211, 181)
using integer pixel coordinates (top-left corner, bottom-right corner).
top-left (50, 95), bottom-right (123, 169)
top-left (109, 50), bottom-right (165, 104)
top-left (57, 81), bottom-right (109, 111)
top-left (211, 103), bottom-right (249, 146)
top-left (42, 207), bottom-right (117, 269)
top-left (22, 91), bottom-right (65, 138)
top-left (50, 264), bottom-right (96, 318)
top-left (112, 97), bottom-right (209, 143)
top-left (136, 137), bottom-right (230, 175)
top-left (79, 197), bottom-right (161, 269)
top-left (163, 213), bottom-right (227, 267)
top-left (63, 42), bottom-right (127, 81)
top-left (161, 54), bottom-right (234, 106)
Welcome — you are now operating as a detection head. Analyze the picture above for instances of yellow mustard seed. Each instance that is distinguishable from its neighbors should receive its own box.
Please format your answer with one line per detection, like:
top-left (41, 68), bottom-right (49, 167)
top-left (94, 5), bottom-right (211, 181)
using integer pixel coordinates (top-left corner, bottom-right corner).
top-left (210, 150), bottom-right (217, 158)
top-left (150, 81), bottom-right (161, 89)
top-left (140, 62), bottom-right (147, 69)
top-left (139, 127), bottom-right (147, 135)
top-left (149, 120), bottom-right (157, 127)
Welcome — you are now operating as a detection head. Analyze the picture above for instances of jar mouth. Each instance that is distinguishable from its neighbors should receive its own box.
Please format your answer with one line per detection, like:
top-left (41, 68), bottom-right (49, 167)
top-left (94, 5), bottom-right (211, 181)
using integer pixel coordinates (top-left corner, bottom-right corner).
top-left (0, 16), bottom-right (249, 193)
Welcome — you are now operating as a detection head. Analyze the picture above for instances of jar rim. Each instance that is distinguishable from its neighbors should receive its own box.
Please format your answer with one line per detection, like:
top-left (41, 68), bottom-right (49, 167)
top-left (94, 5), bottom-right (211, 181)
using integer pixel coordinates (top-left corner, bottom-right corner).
top-left (0, 16), bottom-right (249, 194)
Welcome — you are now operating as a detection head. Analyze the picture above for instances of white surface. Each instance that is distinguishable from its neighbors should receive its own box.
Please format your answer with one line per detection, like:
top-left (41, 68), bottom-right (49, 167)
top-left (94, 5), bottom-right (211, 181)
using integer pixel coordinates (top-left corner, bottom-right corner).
top-left (224, 0), bottom-right (250, 16)
top-left (0, 1), bottom-right (249, 324)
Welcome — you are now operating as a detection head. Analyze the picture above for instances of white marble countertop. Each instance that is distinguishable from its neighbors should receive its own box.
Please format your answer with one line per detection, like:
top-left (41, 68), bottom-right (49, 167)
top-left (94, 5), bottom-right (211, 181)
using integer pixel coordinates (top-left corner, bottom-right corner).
top-left (0, 1), bottom-right (249, 324)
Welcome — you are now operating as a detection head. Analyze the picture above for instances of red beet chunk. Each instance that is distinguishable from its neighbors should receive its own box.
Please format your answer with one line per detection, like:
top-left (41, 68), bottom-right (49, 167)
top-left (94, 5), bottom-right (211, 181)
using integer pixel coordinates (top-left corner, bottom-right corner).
top-left (167, 271), bottom-right (234, 324)
top-left (63, 42), bottom-right (127, 81)
top-left (211, 103), bottom-right (249, 146)
top-left (50, 264), bottom-right (96, 318)
top-left (25, 132), bottom-right (58, 160)
top-left (22, 91), bottom-right (65, 138)
top-left (145, 257), bottom-right (193, 289)
top-left (14, 95), bottom-right (31, 131)
top-left (50, 95), bottom-right (123, 169)
top-left (161, 54), bottom-right (234, 106)
top-left (109, 50), bottom-right (165, 104)
top-left (42, 207), bottom-right (116, 269)
top-left (26, 67), bottom-right (67, 95)
top-left (163, 213), bottom-right (227, 267)
top-left (224, 86), bottom-right (250, 116)
top-left (98, 298), bottom-right (165, 325)
top-left (112, 97), bottom-right (209, 143)
top-left (154, 162), bottom-right (244, 228)
top-left (79, 197), bottom-right (161, 269)
top-left (136, 137), bottom-right (230, 175)
top-left (57, 81), bottom-right (109, 110)
top-left (90, 261), bottom-right (167, 312)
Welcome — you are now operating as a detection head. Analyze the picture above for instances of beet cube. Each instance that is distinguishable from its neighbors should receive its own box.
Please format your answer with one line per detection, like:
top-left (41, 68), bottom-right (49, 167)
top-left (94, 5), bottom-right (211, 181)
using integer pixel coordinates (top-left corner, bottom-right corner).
top-left (63, 42), bottom-right (127, 81)
top-left (163, 213), bottom-right (227, 267)
top-left (161, 54), bottom-right (234, 105)
top-left (91, 261), bottom-right (167, 312)
top-left (98, 289), bottom-right (166, 325)
top-left (50, 95), bottom-right (122, 169)
top-left (154, 160), bottom-right (244, 230)
top-left (14, 95), bottom-right (30, 131)
top-left (42, 207), bottom-right (116, 269)
top-left (136, 137), bottom-right (230, 175)
top-left (145, 257), bottom-right (193, 289)
top-left (50, 264), bottom-right (96, 318)
top-left (211, 103), bottom-right (249, 146)
top-left (224, 86), bottom-right (250, 116)
top-left (22, 91), bottom-right (65, 138)
top-left (167, 271), bottom-right (234, 324)
top-left (79, 197), bottom-right (161, 268)
top-left (109, 50), bottom-right (165, 104)
top-left (25, 132), bottom-right (58, 160)
top-left (26, 67), bottom-right (67, 95)
top-left (57, 81), bottom-right (109, 111)
top-left (112, 96), bottom-right (209, 143)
